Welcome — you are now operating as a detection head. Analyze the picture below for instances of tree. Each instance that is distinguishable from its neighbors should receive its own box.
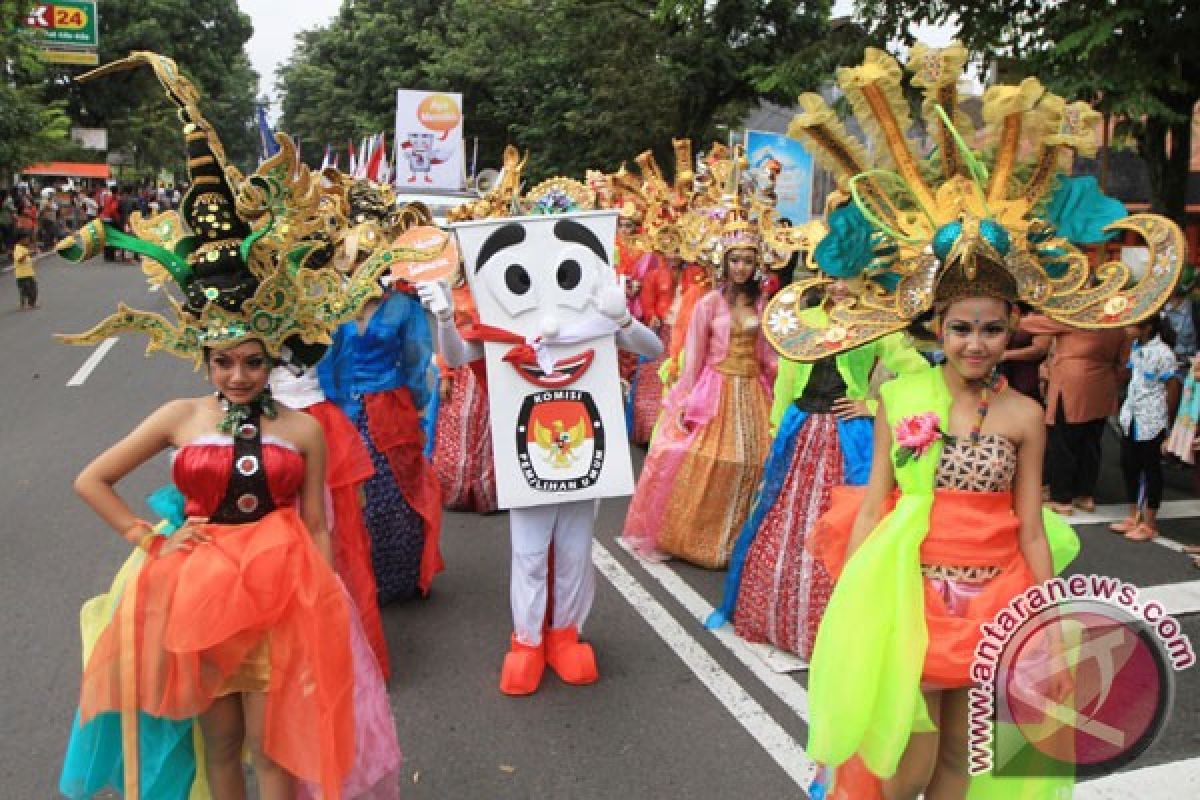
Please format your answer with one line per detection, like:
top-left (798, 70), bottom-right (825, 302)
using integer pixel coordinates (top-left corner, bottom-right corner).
top-left (44, 0), bottom-right (260, 178)
top-left (856, 0), bottom-right (1200, 226)
top-left (0, 1), bottom-right (72, 180)
top-left (278, 0), bottom-right (846, 180)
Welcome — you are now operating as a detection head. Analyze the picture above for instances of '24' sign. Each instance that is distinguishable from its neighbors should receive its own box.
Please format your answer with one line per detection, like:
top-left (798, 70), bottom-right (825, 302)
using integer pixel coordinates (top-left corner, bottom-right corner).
top-left (26, 4), bottom-right (88, 30)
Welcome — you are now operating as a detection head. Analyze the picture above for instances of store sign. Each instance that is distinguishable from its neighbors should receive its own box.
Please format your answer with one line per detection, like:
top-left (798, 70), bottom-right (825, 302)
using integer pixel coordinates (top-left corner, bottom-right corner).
top-left (23, 1), bottom-right (99, 66)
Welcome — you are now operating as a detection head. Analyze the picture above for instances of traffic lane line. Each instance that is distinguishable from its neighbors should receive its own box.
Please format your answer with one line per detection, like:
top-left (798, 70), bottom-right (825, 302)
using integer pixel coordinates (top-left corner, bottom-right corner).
top-left (614, 537), bottom-right (811, 721)
top-left (1078, 755), bottom-right (1200, 797)
top-left (66, 336), bottom-right (118, 386)
top-left (1138, 578), bottom-right (1200, 616)
top-left (592, 540), bottom-right (817, 791)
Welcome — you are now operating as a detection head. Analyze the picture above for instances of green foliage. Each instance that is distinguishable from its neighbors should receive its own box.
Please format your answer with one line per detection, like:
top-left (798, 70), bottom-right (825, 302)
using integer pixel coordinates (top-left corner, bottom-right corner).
top-left (0, 1), bottom-right (72, 178)
top-left (43, 0), bottom-right (260, 178)
top-left (855, 0), bottom-right (1200, 222)
top-left (278, 0), bottom-right (844, 180)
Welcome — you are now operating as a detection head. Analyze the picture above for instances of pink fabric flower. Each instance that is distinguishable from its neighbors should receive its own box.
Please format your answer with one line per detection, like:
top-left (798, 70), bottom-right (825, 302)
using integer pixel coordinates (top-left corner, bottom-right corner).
top-left (894, 412), bottom-right (942, 457)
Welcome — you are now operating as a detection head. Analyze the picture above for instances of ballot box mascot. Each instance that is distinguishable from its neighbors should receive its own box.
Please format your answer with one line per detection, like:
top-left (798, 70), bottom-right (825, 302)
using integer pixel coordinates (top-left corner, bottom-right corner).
top-left (421, 208), bottom-right (662, 695)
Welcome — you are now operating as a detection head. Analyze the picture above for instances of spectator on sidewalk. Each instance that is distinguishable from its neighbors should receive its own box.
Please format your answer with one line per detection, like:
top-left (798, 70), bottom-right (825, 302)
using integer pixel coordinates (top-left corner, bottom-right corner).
top-left (13, 233), bottom-right (38, 310)
top-left (1002, 308), bottom-right (1050, 402)
top-left (1161, 267), bottom-right (1198, 418)
top-left (1111, 315), bottom-right (1178, 541)
top-left (0, 190), bottom-right (15, 254)
top-left (1023, 314), bottom-right (1128, 515)
top-left (100, 189), bottom-right (120, 261)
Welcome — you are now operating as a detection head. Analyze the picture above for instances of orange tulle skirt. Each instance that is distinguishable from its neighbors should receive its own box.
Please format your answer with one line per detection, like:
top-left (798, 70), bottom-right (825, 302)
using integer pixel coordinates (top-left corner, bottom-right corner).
top-left (79, 508), bottom-right (356, 798)
top-left (810, 486), bottom-right (1034, 688)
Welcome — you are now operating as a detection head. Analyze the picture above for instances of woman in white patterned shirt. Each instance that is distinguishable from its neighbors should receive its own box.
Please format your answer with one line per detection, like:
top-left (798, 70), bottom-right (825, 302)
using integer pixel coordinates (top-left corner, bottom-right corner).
top-left (1112, 314), bottom-right (1178, 540)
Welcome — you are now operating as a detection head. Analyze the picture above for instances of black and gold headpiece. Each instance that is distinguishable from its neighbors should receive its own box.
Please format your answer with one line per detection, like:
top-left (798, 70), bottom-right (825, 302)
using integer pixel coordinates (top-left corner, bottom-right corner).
top-left (56, 52), bottom-right (441, 368)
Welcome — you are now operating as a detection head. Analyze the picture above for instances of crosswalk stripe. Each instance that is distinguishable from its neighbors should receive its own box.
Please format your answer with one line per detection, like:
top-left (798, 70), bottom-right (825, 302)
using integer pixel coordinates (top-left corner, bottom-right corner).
top-left (1077, 755), bottom-right (1200, 796)
top-left (1138, 579), bottom-right (1200, 616)
top-left (592, 541), bottom-right (817, 790)
top-left (613, 538), bottom-right (811, 721)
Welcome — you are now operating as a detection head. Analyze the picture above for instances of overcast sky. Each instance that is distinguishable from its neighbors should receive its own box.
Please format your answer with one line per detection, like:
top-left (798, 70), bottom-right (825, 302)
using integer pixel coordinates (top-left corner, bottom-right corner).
top-left (241, 0), bottom-right (339, 116)
top-left (239, 0), bottom-right (961, 120)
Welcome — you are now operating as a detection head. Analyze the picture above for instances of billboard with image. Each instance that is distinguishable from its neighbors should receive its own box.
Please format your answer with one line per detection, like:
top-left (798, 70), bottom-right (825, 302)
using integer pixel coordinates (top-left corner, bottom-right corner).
top-left (745, 130), bottom-right (816, 224)
top-left (394, 89), bottom-right (465, 190)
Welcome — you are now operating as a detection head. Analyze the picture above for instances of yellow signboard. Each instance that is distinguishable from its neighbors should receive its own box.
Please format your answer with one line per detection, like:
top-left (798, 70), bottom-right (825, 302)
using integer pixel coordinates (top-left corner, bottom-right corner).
top-left (41, 48), bottom-right (99, 66)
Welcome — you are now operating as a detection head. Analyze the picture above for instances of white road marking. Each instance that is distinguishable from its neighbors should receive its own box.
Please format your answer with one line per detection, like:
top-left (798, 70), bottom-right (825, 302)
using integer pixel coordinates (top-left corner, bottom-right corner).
top-left (592, 541), bottom-right (816, 790)
top-left (1070, 499), bottom-right (1200, 527)
top-left (614, 540), bottom-right (811, 720)
top-left (66, 336), bottom-right (118, 386)
top-left (1067, 500), bottom-right (1200, 555)
top-left (1138, 578), bottom-right (1200, 616)
top-left (1077, 755), bottom-right (1200, 797)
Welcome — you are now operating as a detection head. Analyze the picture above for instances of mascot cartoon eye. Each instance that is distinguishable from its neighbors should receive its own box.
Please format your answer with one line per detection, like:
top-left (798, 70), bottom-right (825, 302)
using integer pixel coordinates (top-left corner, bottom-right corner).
top-left (557, 259), bottom-right (582, 290)
top-left (505, 264), bottom-right (532, 295)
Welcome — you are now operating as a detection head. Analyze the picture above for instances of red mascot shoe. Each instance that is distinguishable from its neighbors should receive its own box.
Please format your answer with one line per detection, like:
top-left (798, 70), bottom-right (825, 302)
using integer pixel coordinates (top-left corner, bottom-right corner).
top-left (544, 625), bottom-right (599, 685)
top-left (499, 634), bottom-right (545, 696)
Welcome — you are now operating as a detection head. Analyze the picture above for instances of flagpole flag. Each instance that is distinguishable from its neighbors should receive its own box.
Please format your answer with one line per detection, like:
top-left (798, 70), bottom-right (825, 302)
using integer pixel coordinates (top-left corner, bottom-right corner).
top-left (256, 105), bottom-right (280, 162)
top-left (348, 139), bottom-right (357, 175)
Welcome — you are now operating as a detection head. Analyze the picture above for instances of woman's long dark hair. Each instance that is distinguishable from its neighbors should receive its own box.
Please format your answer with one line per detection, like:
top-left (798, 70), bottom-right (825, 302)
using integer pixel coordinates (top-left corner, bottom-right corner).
top-left (723, 249), bottom-right (761, 306)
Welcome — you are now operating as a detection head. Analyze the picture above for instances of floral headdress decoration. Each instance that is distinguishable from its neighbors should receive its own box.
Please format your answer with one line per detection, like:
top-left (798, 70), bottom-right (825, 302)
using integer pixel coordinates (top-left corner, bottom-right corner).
top-left (55, 52), bottom-right (441, 369)
top-left (762, 43), bottom-right (1185, 361)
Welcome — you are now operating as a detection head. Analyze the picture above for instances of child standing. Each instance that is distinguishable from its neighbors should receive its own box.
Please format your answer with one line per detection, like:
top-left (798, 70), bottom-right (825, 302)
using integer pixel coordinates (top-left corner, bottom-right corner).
top-left (1112, 314), bottom-right (1178, 540)
top-left (13, 233), bottom-right (37, 310)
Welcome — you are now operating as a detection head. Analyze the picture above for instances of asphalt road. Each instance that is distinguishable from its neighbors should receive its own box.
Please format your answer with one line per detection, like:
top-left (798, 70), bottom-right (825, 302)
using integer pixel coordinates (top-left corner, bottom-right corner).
top-left (2, 254), bottom-right (1198, 798)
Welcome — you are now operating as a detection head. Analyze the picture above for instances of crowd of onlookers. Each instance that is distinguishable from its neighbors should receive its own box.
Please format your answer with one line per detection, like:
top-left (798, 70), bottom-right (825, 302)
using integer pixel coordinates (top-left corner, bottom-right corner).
top-left (0, 182), bottom-right (187, 259)
top-left (992, 279), bottom-right (1200, 559)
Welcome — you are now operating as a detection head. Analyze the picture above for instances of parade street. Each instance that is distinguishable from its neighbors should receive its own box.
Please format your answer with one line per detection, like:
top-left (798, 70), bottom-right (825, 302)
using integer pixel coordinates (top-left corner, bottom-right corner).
top-left (3, 255), bottom-right (1200, 799)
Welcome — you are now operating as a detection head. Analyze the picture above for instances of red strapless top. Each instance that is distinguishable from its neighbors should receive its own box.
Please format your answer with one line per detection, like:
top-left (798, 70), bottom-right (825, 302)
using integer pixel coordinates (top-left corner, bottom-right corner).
top-left (172, 436), bottom-right (305, 518)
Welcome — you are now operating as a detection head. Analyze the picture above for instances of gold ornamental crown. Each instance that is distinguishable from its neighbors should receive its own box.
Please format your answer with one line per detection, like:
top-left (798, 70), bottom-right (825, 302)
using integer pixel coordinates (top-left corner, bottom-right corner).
top-left (762, 43), bottom-right (1186, 361)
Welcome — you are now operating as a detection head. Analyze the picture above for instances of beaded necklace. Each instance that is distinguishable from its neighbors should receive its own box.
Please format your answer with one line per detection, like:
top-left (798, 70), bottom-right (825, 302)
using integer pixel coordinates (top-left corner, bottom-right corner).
top-left (946, 368), bottom-right (1007, 447)
top-left (215, 388), bottom-right (278, 434)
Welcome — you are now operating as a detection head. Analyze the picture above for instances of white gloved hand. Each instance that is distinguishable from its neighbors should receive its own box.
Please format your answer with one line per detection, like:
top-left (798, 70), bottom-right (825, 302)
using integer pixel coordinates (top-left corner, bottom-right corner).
top-left (597, 282), bottom-right (631, 327)
top-left (416, 280), bottom-right (453, 322)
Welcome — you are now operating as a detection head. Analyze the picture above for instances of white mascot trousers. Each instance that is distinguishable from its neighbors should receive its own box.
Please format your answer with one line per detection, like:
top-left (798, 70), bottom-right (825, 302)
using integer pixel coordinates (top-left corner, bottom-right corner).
top-left (508, 499), bottom-right (598, 646)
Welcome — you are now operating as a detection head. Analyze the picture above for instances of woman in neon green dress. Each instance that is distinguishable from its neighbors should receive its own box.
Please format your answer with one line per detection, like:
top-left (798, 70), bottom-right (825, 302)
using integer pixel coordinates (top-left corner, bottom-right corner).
top-left (763, 44), bottom-right (1185, 800)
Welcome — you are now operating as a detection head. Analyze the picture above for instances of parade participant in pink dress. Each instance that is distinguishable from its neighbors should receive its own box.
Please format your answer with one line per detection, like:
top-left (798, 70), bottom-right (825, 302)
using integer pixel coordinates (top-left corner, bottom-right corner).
top-left (622, 217), bottom-right (777, 569)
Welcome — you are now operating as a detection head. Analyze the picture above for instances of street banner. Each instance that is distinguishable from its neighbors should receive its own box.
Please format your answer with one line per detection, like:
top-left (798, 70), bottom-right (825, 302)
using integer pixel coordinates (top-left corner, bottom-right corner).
top-left (22, 1), bottom-right (99, 66)
top-left (394, 89), bottom-right (465, 190)
top-left (745, 129), bottom-right (816, 224)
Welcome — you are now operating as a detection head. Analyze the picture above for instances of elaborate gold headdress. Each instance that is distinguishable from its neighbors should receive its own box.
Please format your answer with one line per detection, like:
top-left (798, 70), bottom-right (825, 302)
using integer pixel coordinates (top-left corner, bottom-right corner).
top-left (763, 44), bottom-right (1185, 360)
top-left (448, 145), bottom-right (528, 222)
top-left (55, 52), bottom-right (439, 368)
top-left (673, 143), bottom-right (820, 277)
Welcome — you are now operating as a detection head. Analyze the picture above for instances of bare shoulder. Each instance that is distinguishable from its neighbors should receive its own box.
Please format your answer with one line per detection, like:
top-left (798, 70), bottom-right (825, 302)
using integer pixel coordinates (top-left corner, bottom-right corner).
top-left (274, 405), bottom-right (324, 451)
top-left (996, 387), bottom-right (1044, 441)
top-left (145, 396), bottom-right (204, 429)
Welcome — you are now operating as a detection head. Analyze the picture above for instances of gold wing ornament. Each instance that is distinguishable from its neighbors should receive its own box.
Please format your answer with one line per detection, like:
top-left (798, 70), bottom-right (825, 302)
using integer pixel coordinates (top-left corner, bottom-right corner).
top-left (567, 418), bottom-right (587, 449)
top-left (533, 420), bottom-right (554, 452)
top-left (763, 43), bottom-right (1186, 362)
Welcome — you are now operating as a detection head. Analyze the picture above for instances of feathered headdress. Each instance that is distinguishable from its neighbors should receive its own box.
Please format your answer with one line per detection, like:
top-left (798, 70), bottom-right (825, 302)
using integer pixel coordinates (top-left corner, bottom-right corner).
top-left (763, 44), bottom-right (1185, 360)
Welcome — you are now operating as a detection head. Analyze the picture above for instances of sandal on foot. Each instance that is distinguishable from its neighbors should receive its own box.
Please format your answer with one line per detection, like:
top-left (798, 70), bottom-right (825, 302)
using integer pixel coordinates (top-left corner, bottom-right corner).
top-left (1073, 497), bottom-right (1097, 512)
top-left (1109, 518), bottom-right (1137, 533)
top-left (1045, 501), bottom-right (1074, 516)
top-left (1124, 524), bottom-right (1158, 542)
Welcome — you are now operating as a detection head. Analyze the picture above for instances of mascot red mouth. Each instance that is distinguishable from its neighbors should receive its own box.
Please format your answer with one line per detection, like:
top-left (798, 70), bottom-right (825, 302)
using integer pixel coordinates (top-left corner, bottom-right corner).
top-left (503, 347), bottom-right (595, 388)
